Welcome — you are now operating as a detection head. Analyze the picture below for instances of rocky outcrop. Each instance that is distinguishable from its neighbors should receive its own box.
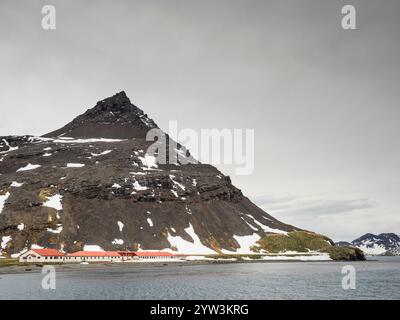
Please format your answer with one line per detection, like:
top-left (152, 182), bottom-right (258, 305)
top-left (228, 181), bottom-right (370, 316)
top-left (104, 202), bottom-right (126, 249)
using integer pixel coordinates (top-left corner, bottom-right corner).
top-left (43, 92), bottom-right (157, 139)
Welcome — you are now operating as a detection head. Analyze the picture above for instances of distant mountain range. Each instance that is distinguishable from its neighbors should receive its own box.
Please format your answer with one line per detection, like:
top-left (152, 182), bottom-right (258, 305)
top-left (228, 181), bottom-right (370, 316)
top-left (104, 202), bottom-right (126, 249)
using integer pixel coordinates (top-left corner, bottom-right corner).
top-left (336, 233), bottom-right (400, 256)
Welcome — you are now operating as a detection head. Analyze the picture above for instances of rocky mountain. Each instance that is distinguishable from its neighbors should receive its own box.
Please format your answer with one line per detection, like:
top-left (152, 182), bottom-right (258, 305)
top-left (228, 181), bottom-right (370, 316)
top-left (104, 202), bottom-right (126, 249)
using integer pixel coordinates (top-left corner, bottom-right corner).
top-left (352, 233), bottom-right (400, 256)
top-left (335, 241), bottom-right (352, 247)
top-left (336, 233), bottom-right (400, 256)
top-left (0, 91), bottom-right (363, 260)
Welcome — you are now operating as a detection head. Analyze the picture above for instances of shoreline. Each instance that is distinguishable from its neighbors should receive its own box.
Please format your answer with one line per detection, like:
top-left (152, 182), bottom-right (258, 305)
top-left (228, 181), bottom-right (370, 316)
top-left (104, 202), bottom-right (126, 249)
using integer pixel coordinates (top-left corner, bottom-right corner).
top-left (0, 257), bottom-right (373, 276)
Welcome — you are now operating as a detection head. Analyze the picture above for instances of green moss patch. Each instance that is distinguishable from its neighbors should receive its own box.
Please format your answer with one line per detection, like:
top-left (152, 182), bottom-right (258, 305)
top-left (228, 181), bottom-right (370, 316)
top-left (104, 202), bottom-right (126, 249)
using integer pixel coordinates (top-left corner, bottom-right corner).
top-left (252, 231), bottom-right (365, 261)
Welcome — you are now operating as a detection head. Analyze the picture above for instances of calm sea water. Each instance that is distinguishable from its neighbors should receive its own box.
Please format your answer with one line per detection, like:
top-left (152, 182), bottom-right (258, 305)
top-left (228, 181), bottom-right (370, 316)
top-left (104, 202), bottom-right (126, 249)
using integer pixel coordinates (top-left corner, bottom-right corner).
top-left (0, 256), bottom-right (399, 300)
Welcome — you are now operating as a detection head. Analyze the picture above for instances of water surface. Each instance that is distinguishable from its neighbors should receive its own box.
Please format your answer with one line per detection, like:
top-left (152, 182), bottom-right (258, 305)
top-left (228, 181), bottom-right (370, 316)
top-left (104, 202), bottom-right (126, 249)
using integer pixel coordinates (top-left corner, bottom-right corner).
top-left (0, 257), bottom-right (399, 299)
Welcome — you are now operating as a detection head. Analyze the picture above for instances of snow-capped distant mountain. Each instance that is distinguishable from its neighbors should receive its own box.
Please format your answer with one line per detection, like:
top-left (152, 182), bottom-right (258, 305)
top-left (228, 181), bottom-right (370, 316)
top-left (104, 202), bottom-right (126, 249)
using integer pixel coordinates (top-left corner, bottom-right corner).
top-left (335, 241), bottom-right (352, 247)
top-left (337, 233), bottom-right (400, 256)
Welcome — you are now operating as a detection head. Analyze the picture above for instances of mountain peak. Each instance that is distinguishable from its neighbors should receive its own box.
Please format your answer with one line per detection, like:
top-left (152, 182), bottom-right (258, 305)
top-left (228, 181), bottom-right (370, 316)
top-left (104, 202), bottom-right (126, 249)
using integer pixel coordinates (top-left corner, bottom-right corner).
top-left (350, 232), bottom-right (400, 256)
top-left (43, 91), bottom-right (158, 139)
top-left (92, 91), bottom-right (131, 113)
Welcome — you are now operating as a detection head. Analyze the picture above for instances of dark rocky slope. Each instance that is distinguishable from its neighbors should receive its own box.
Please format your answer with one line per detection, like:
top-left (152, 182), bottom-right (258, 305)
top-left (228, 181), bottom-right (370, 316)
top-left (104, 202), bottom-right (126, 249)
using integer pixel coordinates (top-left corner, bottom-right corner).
top-left (0, 92), bottom-right (361, 259)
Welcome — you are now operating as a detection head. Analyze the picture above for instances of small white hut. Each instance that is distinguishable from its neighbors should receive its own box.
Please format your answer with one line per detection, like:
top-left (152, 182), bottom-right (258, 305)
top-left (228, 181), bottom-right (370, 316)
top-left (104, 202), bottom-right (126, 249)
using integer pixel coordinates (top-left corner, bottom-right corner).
top-left (18, 248), bottom-right (65, 263)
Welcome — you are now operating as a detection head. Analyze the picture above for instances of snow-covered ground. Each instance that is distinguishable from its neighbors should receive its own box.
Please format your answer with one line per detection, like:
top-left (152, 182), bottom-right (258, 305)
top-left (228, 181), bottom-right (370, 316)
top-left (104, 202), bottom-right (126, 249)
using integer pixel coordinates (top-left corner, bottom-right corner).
top-left (91, 150), bottom-right (112, 157)
top-left (66, 163), bottom-right (85, 168)
top-left (112, 239), bottom-right (124, 245)
top-left (16, 163), bottom-right (41, 172)
top-left (117, 221), bottom-right (124, 232)
top-left (138, 154), bottom-right (158, 170)
top-left (358, 244), bottom-right (387, 255)
top-left (10, 181), bottom-right (23, 187)
top-left (167, 224), bottom-right (216, 254)
top-left (169, 175), bottom-right (186, 190)
top-left (244, 214), bottom-right (288, 234)
top-left (0, 192), bottom-right (10, 214)
top-left (1, 236), bottom-right (12, 250)
top-left (42, 194), bottom-right (63, 211)
top-left (230, 234), bottom-right (261, 254)
top-left (0, 139), bottom-right (18, 154)
top-left (83, 245), bottom-right (104, 251)
top-left (132, 180), bottom-right (148, 191)
top-left (50, 137), bottom-right (124, 144)
top-left (47, 224), bottom-right (63, 234)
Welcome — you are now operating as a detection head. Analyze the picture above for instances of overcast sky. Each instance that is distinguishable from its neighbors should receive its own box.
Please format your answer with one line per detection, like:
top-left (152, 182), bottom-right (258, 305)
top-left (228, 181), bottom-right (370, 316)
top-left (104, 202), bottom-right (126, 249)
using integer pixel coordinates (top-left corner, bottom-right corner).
top-left (1, 0), bottom-right (399, 241)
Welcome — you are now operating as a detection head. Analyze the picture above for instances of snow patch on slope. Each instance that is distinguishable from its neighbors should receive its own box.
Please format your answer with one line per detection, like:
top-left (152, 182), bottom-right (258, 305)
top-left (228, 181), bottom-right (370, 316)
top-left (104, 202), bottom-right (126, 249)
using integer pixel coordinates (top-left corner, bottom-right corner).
top-left (138, 154), bottom-right (158, 169)
top-left (171, 190), bottom-right (178, 197)
top-left (233, 234), bottom-right (261, 254)
top-left (241, 217), bottom-right (258, 231)
top-left (67, 163), bottom-right (85, 168)
top-left (91, 150), bottom-right (112, 157)
top-left (31, 244), bottom-right (44, 249)
top-left (47, 224), bottom-right (63, 234)
top-left (83, 245), bottom-right (104, 251)
top-left (112, 239), bottom-right (124, 245)
top-left (245, 214), bottom-right (288, 234)
top-left (167, 223), bottom-right (216, 254)
top-left (53, 137), bottom-right (124, 144)
top-left (169, 175), bottom-right (186, 191)
top-left (0, 139), bottom-right (18, 154)
top-left (358, 244), bottom-right (387, 255)
top-left (11, 181), bottom-right (23, 187)
top-left (43, 194), bottom-right (63, 211)
top-left (17, 163), bottom-right (41, 172)
top-left (117, 221), bottom-right (124, 232)
top-left (1, 236), bottom-right (12, 249)
top-left (0, 192), bottom-right (10, 214)
top-left (132, 180), bottom-right (148, 191)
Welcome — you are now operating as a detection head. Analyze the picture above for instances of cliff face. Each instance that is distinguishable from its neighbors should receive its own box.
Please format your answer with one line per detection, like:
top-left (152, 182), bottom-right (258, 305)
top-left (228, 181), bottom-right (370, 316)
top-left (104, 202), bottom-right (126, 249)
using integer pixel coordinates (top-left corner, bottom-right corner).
top-left (0, 92), bottom-right (298, 256)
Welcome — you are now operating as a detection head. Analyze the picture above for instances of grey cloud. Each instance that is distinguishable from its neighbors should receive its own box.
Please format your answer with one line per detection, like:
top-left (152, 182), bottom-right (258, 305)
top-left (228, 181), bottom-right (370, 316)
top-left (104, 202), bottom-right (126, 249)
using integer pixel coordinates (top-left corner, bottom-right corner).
top-left (253, 195), bottom-right (374, 218)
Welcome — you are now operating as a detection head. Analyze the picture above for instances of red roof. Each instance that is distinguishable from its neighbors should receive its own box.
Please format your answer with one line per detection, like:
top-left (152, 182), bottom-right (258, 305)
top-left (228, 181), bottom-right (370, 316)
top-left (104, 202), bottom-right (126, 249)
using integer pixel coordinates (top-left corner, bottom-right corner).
top-left (67, 251), bottom-right (121, 257)
top-left (118, 251), bottom-right (137, 256)
top-left (65, 251), bottom-right (177, 257)
top-left (135, 251), bottom-right (174, 257)
top-left (32, 249), bottom-right (64, 257)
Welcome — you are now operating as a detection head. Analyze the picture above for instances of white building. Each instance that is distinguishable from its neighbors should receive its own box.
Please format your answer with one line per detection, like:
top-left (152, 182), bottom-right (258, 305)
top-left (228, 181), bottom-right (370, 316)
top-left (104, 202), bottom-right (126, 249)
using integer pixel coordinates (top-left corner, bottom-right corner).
top-left (135, 251), bottom-right (183, 261)
top-left (18, 248), bottom-right (65, 263)
top-left (18, 248), bottom-right (185, 263)
top-left (65, 251), bottom-right (123, 263)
